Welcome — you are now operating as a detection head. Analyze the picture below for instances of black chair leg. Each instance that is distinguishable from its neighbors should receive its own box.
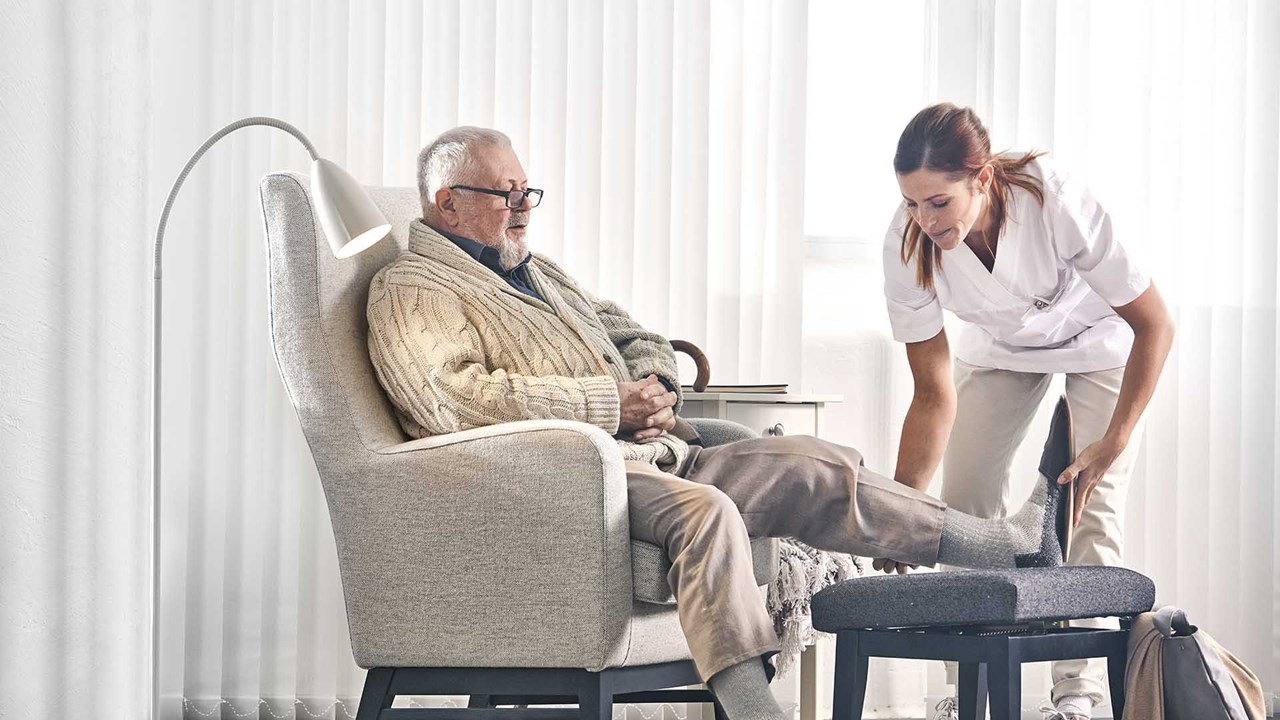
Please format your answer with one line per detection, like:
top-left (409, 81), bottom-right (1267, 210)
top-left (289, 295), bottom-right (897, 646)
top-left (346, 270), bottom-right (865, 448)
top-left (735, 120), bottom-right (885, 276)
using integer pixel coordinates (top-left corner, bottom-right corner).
top-left (356, 668), bottom-right (395, 720)
top-left (578, 673), bottom-right (615, 720)
top-left (985, 645), bottom-right (1021, 720)
top-left (468, 695), bottom-right (493, 709)
top-left (957, 662), bottom-right (987, 720)
top-left (1107, 644), bottom-right (1128, 720)
top-left (831, 631), bottom-right (868, 720)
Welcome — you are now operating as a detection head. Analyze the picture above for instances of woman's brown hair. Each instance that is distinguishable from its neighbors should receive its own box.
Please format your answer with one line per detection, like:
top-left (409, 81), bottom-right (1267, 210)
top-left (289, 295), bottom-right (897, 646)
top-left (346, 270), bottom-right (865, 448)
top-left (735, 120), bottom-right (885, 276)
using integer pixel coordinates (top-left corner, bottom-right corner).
top-left (893, 103), bottom-right (1045, 290)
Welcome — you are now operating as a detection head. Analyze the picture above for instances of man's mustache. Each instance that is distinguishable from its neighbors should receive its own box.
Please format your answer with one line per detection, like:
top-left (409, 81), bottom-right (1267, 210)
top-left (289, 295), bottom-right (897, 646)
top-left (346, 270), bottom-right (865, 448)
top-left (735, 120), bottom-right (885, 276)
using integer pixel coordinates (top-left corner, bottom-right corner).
top-left (508, 212), bottom-right (530, 227)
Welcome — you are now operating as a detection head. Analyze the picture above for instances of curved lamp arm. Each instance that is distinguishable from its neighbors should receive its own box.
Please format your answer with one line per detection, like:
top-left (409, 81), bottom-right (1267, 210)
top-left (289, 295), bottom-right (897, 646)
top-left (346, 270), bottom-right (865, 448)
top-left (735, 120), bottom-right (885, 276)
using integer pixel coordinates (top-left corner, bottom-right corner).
top-left (152, 117), bottom-right (319, 281)
top-left (149, 117), bottom-right (387, 720)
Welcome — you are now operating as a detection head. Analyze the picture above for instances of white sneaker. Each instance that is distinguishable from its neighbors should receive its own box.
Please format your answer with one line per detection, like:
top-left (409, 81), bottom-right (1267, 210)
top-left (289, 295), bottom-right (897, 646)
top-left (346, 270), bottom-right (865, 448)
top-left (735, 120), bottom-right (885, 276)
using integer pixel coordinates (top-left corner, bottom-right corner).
top-left (929, 696), bottom-right (959, 720)
top-left (1037, 694), bottom-right (1093, 720)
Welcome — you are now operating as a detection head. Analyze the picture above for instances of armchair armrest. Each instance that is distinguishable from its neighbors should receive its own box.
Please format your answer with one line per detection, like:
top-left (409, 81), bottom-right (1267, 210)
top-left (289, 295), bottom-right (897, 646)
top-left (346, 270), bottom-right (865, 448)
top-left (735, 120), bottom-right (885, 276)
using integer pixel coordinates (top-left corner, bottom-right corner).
top-left (330, 420), bottom-right (636, 671)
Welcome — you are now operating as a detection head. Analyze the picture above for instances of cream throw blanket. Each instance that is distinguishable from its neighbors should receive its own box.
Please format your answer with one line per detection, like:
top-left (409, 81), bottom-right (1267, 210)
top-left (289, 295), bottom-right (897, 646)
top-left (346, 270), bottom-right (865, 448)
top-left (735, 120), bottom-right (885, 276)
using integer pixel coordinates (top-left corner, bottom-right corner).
top-left (767, 540), bottom-right (862, 677)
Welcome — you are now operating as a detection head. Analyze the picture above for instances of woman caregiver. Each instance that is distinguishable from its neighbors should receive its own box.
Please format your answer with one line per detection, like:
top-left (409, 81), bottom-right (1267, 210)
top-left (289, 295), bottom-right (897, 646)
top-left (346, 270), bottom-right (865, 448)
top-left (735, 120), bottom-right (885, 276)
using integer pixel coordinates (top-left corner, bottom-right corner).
top-left (880, 103), bottom-right (1176, 719)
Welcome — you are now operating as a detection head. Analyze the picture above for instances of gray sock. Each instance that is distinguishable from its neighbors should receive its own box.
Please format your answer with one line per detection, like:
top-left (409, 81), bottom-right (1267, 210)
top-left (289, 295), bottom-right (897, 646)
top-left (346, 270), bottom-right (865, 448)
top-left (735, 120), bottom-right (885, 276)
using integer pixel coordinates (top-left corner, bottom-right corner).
top-left (707, 658), bottom-right (785, 720)
top-left (937, 475), bottom-right (1061, 569)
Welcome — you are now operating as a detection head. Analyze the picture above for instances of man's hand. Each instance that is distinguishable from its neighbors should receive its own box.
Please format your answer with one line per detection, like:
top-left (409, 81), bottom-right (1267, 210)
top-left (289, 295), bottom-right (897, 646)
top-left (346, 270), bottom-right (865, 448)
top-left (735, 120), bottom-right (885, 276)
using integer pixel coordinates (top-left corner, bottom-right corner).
top-left (872, 558), bottom-right (918, 575)
top-left (618, 374), bottom-right (677, 440)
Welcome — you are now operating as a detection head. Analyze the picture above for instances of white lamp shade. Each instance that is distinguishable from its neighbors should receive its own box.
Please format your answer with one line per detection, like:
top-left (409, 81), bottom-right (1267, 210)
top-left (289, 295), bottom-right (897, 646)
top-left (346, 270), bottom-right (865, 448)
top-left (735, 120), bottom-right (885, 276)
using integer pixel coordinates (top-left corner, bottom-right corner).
top-left (310, 157), bottom-right (392, 258)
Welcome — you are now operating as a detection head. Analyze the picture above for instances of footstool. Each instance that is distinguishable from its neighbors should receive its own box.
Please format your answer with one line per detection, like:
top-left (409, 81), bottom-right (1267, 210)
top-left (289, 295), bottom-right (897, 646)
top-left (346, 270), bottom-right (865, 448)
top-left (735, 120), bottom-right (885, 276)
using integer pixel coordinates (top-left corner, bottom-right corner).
top-left (811, 566), bottom-right (1156, 720)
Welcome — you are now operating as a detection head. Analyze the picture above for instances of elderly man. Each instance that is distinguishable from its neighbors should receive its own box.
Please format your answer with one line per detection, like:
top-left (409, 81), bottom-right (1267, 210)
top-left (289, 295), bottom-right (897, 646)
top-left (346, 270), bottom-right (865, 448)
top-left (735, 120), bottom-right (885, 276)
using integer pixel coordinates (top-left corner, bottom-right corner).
top-left (367, 126), bottom-right (1068, 720)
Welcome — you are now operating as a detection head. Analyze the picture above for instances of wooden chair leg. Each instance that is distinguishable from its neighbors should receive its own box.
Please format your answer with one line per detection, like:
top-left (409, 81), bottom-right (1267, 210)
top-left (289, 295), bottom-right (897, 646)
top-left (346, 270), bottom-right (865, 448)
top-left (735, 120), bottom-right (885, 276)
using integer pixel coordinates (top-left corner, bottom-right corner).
top-left (831, 631), bottom-right (868, 720)
top-left (957, 662), bottom-right (988, 720)
top-left (985, 644), bottom-right (1021, 720)
top-left (578, 673), bottom-right (615, 720)
top-left (356, 668), bottom-right (395, 720)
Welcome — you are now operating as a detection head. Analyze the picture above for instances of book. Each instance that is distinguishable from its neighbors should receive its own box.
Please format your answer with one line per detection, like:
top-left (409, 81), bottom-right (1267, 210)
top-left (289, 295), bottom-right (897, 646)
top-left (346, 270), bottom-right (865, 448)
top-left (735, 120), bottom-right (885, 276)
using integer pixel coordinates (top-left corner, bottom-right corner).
top-left (681, 383), bottom-right (788, 394)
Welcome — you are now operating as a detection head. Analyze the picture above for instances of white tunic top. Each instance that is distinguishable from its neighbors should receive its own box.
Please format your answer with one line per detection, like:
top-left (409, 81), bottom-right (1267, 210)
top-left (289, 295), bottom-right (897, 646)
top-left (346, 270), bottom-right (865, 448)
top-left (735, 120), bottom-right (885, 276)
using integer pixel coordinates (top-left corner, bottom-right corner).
top-left (883, 157), bottom-right (1150, 374)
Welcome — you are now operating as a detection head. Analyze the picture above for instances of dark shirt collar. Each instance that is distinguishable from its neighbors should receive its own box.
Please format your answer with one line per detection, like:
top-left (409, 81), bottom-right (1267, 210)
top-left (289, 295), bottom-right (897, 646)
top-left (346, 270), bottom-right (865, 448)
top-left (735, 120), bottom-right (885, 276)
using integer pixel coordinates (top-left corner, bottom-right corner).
top-left (430, 224), bottom-right (541, 302)
top-left (436, 227), bottom-right (532, 278)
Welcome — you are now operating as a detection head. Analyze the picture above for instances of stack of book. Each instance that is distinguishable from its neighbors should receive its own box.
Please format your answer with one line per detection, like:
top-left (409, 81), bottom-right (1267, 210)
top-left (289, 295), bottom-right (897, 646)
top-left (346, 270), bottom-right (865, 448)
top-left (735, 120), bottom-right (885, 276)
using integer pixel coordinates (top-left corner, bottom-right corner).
top-left (680, 383), bottom-right (788, 393)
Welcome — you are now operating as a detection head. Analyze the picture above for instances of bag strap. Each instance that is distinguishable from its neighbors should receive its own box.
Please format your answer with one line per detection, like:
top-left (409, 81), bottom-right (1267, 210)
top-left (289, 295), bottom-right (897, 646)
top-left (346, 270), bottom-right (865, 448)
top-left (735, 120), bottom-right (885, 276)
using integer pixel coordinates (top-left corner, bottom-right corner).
top-left (1154, 606), bottom-right (1198, 637)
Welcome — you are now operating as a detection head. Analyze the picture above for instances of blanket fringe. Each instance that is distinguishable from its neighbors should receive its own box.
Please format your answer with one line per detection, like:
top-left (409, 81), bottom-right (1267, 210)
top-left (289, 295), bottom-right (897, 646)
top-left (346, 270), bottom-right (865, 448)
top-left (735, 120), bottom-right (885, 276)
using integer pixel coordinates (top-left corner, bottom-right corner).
top-left (765, 539), bottom-right (862, 678)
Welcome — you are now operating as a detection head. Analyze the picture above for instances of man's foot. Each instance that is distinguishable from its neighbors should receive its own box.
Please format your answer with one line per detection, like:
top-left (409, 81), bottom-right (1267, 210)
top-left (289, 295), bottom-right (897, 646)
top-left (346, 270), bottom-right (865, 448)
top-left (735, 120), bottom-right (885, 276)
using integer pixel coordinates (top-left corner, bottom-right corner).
top-left (929, 696), bottom-right (959, 720)
top-left (1014, 395), bottom-right (1074, 567)
top-left (937, 398), bottom-right (1073, 570)
top-left (1037, 395), bottom-right (1075, 561)
top-left (707, 658), bottom-right (786, 720)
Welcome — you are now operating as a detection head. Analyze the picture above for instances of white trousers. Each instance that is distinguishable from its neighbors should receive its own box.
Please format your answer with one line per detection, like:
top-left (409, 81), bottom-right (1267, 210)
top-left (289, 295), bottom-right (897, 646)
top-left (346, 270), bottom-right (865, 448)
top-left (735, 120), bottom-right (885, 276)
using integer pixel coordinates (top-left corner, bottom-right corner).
top-left (941, 359), bottom-right (1145, 706)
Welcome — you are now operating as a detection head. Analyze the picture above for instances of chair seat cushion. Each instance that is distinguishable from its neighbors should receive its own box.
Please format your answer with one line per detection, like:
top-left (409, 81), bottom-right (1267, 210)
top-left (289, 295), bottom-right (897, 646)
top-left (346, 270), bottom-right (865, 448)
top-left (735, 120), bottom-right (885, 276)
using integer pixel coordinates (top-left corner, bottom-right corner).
top-left (811, 567), bottom-right (1155, 632)
top-left (632, 537), bottom-right (779, 605)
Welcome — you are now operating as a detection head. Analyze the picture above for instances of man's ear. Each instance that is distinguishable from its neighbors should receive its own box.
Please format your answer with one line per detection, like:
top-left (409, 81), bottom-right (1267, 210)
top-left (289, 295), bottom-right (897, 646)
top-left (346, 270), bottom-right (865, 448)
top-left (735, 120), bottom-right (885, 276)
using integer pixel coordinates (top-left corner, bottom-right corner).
top-left (435, 187), bottom-right (459, 226)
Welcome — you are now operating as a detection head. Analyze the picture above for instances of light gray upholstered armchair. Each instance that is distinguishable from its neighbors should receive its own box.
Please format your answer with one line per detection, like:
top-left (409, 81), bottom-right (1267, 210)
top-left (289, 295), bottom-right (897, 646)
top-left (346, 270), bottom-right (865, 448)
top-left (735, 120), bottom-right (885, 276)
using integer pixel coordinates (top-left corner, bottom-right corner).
top-left (258, 173), bottom-right (780, 720)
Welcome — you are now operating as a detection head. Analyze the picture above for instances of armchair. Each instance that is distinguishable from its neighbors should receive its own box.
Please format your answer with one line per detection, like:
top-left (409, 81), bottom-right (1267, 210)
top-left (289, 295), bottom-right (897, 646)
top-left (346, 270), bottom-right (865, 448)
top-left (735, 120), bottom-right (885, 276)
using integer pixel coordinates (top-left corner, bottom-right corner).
top-left (257, 173), bottom-right (779, 720)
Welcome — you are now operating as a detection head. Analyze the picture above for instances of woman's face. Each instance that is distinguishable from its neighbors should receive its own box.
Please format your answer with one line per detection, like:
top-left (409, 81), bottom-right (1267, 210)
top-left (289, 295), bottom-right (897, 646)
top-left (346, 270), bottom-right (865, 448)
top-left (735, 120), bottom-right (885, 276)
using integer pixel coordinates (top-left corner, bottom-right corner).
top-left (896, 166), bottom-right (992, 250)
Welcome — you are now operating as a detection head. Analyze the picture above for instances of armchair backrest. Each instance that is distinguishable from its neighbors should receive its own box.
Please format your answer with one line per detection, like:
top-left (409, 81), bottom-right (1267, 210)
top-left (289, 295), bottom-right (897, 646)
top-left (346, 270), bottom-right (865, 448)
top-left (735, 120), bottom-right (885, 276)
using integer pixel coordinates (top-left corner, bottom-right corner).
top-left (258, 172), bottom-right (419, 458)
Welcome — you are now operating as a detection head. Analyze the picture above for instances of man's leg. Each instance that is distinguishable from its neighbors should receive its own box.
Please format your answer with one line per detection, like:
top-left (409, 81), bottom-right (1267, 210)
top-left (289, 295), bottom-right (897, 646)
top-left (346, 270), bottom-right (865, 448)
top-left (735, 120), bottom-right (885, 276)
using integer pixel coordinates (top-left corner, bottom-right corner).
top-left (1050, 368), bottom-right (1144, 711)
top-left (624, 461), bottom-right (780, 682)
top-left (681, 436), bottom-right (947, 566)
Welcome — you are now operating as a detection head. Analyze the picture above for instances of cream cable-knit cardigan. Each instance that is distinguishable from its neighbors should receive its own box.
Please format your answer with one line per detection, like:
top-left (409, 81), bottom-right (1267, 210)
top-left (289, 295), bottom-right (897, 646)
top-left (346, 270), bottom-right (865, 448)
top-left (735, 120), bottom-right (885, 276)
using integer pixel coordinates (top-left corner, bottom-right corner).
top-left (367, 220), bottom-right (690, 470)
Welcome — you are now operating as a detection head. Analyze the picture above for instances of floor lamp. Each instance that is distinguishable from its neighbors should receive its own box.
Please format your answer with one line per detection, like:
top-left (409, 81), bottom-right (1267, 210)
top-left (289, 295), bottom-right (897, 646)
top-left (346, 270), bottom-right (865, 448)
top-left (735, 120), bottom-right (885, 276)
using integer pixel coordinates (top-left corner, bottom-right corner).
top-left (150, 116), bottom-right (391, 720)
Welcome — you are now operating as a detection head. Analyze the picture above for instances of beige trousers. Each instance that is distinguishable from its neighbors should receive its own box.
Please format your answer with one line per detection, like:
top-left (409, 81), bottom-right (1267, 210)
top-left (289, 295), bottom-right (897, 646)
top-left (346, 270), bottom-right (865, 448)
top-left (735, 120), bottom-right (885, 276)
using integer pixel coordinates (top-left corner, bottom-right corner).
top-left (941, 359), bottom-right (1144, 706)
top-left (626, 434), bottom-right (947, 680)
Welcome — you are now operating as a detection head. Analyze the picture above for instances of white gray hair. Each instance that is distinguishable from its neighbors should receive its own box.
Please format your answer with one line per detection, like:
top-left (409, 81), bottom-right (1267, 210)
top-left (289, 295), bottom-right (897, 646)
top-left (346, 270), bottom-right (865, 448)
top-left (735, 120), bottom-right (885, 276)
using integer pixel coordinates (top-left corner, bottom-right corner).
top-left (417, 126), bottom-right (513, 212)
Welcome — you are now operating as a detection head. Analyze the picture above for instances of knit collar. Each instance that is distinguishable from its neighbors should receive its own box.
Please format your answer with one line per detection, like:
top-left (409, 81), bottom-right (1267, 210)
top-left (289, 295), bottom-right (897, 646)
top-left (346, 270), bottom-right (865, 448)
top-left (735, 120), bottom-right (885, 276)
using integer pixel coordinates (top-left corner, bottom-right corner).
top-left (407, 219), bottom-right (550, 307)
top-left (436, 227), bottom-right (534, 278)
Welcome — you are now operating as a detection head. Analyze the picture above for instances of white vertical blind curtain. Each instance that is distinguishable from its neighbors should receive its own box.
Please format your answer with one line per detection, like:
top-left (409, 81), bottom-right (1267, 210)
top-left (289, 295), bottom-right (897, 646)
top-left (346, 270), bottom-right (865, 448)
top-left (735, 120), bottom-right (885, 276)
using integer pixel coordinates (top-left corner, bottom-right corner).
top-left (145, 0), bottom-right (807, 717)
top-left (925, 0), bottom-right (1280, 707)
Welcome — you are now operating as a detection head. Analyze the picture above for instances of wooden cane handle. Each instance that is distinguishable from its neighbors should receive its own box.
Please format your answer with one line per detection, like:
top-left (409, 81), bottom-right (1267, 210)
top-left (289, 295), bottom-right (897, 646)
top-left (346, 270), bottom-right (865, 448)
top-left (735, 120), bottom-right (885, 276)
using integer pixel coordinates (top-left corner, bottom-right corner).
top-left (669, 339), bottom-right (710, 392)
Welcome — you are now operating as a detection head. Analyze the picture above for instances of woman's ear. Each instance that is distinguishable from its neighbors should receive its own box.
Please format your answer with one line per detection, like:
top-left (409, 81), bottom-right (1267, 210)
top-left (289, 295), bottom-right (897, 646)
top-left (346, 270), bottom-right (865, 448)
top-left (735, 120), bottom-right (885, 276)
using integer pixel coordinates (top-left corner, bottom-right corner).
top-left (977, 164), bottom-right (995, 193)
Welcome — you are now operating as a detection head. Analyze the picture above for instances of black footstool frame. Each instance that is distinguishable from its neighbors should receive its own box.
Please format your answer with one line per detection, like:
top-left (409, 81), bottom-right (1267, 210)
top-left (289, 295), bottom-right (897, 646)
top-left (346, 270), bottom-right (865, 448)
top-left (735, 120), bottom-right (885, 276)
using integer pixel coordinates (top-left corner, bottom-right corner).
top-left (831, 620), bottom-right (1134, 720)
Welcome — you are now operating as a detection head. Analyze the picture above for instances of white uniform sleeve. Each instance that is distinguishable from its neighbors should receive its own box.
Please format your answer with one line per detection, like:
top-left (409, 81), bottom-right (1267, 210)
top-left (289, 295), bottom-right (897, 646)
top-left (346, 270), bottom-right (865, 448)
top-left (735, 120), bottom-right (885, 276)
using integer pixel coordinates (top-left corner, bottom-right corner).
top-left (1049, 178), bottom-right (1150, 308)
top-left (882, 214), bottom-right (944, 343)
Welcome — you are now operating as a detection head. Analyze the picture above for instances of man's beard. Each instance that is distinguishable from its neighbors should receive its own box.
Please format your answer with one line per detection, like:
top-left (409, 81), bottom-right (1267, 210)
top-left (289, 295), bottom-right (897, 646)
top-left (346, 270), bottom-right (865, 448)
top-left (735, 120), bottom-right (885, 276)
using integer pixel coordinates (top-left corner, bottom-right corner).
top-left (494, 211), bottom-right (530, 270)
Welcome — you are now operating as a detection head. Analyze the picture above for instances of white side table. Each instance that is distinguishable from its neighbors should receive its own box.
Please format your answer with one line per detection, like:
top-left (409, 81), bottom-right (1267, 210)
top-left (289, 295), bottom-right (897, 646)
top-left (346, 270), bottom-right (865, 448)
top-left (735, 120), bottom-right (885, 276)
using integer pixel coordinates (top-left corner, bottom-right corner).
top-left (680, 392), bottom-right (842, 720)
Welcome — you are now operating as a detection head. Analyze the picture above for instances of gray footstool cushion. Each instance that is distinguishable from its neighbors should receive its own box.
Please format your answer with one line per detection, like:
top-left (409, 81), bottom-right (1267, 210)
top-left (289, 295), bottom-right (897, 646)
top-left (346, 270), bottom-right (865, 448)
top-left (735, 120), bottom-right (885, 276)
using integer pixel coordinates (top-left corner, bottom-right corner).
top-left (812, 567), bottom-right (1155, 632)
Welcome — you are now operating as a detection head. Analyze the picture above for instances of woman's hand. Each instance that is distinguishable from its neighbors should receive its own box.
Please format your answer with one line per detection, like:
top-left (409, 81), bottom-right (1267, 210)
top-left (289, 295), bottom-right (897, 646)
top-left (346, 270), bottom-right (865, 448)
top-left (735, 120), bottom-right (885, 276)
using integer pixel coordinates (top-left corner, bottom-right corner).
top-left (1056, 435), bottom-right (1125, 527)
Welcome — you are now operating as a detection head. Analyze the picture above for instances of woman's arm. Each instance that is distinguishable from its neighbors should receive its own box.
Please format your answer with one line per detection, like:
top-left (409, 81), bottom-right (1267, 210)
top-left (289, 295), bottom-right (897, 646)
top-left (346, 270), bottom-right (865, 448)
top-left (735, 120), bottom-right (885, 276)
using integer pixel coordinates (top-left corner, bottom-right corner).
top-left (894, 329), bottom-right (957, 492)
top-left (1103, 282), bottom-right (1175, 446)
top-left (1059, 281), bottom-right (1175, 524)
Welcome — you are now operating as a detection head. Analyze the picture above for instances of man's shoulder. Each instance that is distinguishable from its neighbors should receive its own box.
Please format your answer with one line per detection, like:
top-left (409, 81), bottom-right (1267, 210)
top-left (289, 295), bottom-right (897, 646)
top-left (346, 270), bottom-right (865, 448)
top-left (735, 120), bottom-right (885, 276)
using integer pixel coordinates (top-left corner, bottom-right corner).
top-left (369, 252), bottom-right (460, 299)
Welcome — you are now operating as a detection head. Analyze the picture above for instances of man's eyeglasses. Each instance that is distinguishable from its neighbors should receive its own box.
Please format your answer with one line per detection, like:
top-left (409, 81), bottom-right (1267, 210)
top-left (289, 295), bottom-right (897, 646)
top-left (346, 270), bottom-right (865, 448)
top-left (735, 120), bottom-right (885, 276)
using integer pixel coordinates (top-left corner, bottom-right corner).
top-left (450, 185), bottom-right (544, 209)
